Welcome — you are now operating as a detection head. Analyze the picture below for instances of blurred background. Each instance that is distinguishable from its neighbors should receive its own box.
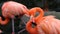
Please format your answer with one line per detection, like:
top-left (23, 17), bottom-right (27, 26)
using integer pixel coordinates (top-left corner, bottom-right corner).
top-left (0, 0), bottom-right (60, 34)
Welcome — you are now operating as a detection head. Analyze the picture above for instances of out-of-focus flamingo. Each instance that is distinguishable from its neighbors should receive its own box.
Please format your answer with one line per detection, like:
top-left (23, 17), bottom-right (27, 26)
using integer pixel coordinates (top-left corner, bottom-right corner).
top-left (0, 30), bottom-right (3, 34)
top-left (0, 1), bottom-right (29, 34)
top-left (0, 1), bottom-right (29, 25)
top-left (26, 7), bottom-right (60, 34)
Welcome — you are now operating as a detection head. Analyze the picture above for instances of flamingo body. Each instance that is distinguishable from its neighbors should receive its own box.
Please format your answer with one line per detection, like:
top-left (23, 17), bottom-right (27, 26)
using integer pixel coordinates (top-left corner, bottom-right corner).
top-left (2, 1), bottom-right (29, 18)
top-left (0, 1), bottom-right (29, 25)
top-left (26, 7), bottom-right (60, 34)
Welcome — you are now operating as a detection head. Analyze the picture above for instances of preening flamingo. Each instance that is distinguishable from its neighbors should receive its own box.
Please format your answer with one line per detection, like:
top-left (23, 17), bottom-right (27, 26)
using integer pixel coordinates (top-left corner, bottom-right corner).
top-left (0, 1), bottom-right (29, 34)
top-left (0, 1), bottom-right (29, 25)
top-left (26, 7), bottom-right (60, 34)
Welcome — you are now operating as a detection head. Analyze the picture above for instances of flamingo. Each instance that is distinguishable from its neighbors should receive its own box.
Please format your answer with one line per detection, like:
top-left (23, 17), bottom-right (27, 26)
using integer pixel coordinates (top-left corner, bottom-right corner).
top-left (26, 7), bottom-right (60, 34)
top-left (0, 30), bottom-right (3, 34)
top-left (0, 1), bottom-right (29, 34)
top-left (0, 1), bottom-right (29, 25)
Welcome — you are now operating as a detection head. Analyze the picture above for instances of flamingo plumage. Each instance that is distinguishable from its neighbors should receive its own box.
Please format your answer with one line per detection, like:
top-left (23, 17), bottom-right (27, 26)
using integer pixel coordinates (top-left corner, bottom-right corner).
top-left (26, 7), bottom-right (60, 34)
top-left (0, 1), bottom-right (29, 25)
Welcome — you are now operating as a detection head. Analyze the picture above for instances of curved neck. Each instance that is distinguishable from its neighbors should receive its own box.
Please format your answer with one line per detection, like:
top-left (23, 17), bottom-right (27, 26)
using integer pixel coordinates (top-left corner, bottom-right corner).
top-left (35, 8), bottom-right (44, 23)
top-left (0, 17), bottom-right (9, 25)
top-left (29, 7), bottom-right (44, 24)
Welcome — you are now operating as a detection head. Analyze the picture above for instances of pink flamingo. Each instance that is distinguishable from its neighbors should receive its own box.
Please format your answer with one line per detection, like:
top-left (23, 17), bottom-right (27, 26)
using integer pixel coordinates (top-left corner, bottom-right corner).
top-left (26, 7), bottom-right (60, 34)
top-left (0, 1), bottom-right (29, 25)
top-left (0, 1), bottom-right (29, 34)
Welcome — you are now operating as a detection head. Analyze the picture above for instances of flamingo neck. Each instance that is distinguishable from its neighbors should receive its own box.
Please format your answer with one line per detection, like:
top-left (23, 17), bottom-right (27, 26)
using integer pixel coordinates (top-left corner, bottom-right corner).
top-left (0, 17), bottom-right (9, 25)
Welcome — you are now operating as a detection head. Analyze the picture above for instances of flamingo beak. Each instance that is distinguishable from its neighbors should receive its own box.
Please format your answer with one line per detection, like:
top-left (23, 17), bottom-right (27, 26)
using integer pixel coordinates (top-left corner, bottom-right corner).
top-left (30, 15), bottom-right (35, 23)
